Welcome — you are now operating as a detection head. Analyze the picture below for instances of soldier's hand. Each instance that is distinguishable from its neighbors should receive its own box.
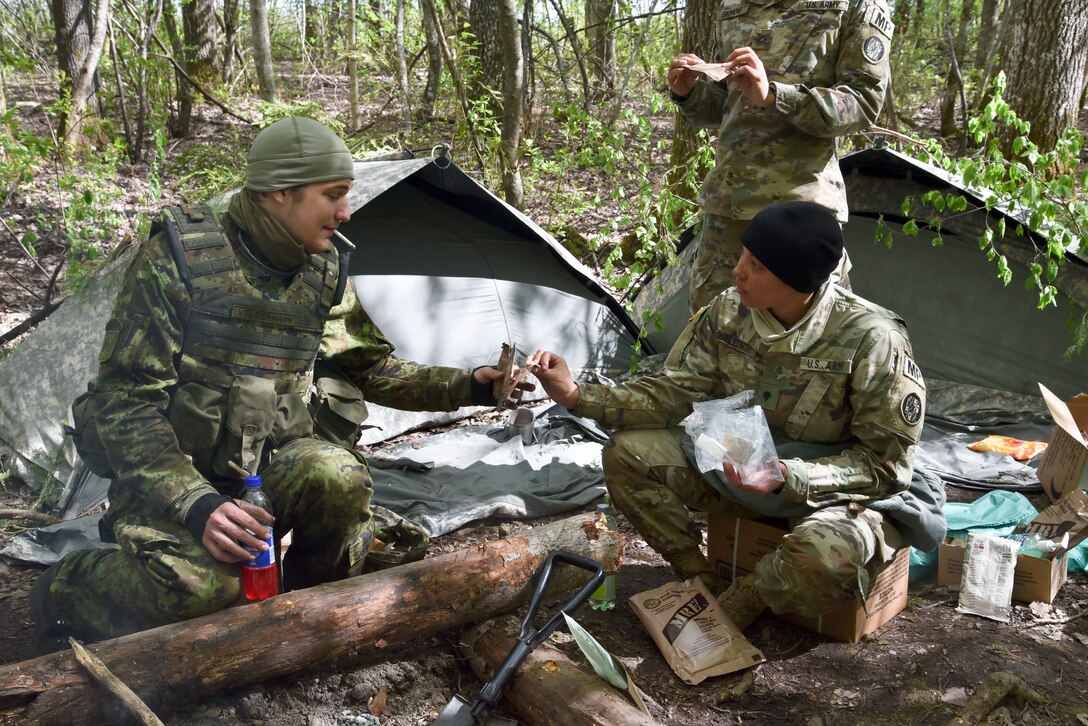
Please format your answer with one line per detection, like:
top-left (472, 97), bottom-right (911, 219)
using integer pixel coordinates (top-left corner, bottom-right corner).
top-left (724, 47), bottom-right (773, 108)
top-left (525, 349), bottom-right (580, 410)
top-left (667, 53), bottom-right (704, 98)
top-left (202, 500), bottom-right (274, 564)
top-left (722, 462), bottom-right (785, 495)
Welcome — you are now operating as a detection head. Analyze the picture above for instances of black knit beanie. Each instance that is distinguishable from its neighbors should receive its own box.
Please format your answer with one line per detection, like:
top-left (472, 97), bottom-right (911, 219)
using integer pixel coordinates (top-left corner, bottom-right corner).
top-left (740, 201), bottom-right (843, 293)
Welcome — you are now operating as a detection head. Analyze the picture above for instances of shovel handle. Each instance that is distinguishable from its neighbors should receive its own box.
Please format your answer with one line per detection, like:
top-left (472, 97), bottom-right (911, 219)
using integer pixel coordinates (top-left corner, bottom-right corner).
top-left (474, 550), bottom-right (605, 713)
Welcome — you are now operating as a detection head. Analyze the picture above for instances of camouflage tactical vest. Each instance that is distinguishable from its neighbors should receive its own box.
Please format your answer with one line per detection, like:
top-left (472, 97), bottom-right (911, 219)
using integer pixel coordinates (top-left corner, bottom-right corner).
top-left (159, 204), bottom-right (343, 395)
top-left (158, 204), bottom-right (350, 477)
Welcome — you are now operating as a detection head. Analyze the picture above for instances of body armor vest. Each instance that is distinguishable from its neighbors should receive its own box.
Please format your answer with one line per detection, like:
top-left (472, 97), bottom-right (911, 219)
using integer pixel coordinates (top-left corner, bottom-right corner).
top-left (158, 204), bottom-right (343, 395)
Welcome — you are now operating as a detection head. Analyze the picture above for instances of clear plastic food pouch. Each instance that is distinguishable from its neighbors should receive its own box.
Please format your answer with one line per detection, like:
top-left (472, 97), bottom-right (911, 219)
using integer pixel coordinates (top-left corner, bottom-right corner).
top-left (681, 391), bottom-right (784, 486)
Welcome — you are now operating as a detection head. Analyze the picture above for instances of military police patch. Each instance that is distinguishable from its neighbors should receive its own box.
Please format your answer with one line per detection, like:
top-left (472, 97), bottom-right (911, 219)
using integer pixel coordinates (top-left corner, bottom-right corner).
top-left (862, 36), bottom-right (886, 63)
top-left (900, 392), bottom-right (923, 426)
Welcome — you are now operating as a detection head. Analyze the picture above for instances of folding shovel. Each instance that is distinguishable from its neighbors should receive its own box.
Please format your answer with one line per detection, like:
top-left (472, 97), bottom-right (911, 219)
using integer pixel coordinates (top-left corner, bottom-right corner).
top-left (432, 550), bottom-right (605, 726)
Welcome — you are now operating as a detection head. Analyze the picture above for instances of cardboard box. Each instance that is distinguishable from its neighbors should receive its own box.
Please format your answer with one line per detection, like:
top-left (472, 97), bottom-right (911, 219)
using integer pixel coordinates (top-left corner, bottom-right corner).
top-left (937, 489), bottom-right (1088, 604)
top-left (1037, 384), bottom-right (1088, 502)
top-left (707, 515), bottom-right (910, 643)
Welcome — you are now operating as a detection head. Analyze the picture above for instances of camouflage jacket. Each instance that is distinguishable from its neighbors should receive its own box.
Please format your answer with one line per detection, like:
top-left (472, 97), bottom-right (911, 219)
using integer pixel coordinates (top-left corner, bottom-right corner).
top-left (93, 209), bottom-right (473, 528)
top-left (677, 0), bottom-right (893, 222)
top-left (575, 284), bottom-right (925, 509)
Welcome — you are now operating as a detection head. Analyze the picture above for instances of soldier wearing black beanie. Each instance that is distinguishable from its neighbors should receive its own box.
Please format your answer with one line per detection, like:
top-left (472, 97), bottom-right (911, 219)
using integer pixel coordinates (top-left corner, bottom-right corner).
top-left (739, 201), bottom-right (844, 293)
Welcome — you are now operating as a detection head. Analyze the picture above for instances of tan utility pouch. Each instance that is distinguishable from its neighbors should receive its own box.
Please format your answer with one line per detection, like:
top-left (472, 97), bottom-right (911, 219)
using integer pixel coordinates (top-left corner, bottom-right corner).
top-left (169, 376), bottom-right (278, 478)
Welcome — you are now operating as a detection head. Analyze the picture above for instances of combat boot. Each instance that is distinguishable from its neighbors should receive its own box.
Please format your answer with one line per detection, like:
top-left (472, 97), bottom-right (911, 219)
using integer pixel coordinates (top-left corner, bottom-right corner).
top-left (716, 573), bottom-right (766, 631)
top-left (672, 550), bottom-right (726, 595)
top-left (29, 562), bottom-right (75, 656)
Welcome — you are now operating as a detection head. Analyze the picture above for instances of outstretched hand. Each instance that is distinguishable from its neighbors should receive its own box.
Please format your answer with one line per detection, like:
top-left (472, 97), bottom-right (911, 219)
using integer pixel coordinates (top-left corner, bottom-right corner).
top-left (202, 500), bottom-right (274, 564)
top-left (525, 349), bottom-right (580, 410)
top-left (722, 462), bottom-right (786, 495)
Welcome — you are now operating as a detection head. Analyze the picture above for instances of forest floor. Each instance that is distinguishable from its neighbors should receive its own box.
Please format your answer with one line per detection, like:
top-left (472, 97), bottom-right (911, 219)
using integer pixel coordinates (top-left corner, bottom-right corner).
top-left (2, 77), bottom-right (1088, 725)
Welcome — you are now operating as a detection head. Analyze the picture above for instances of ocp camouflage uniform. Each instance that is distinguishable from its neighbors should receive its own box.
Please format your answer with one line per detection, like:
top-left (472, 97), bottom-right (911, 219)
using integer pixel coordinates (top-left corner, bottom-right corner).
top-left (52, 192), bottom-right (480, 643)
top-left (679, 0), bottom-right (894, 310)
top-left (573, 282), bottom-right (926, 618)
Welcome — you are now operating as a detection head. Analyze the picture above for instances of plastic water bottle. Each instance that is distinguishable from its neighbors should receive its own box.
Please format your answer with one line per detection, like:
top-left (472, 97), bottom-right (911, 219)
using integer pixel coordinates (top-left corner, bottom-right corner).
top-left (242, 474), bottom-right (278, 601)
top-left (589, 498), bottom-right (617, 611)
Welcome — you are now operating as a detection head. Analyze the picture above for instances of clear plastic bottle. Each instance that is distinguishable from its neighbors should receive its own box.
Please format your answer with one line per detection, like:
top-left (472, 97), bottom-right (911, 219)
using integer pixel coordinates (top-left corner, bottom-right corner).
top-left (589, 498), bottom-right (617, 611)
top-left (241, 474), bottom-right (279, 601)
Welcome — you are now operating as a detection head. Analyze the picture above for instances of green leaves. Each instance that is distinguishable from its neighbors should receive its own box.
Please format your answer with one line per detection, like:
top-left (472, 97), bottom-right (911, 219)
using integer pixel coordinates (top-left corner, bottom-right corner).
top-left (903, 72), bottom-right (1087, 355)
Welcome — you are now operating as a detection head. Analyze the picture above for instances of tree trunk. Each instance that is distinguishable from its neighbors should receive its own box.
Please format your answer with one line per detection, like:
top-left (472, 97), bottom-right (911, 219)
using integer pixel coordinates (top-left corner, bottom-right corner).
top-left (464, 613), bottom-right (658, 725)
top-left (939, 0), bottom-right (974, 139)
top-left (250, 0), bottom-right (277, 101)
top-left (468, 0), bottom-right (503, 111)
top-left (162, 1), bottom-right (192, 137)
top-left (496, 0), bottom-right (523, 207)
top-left (395, 0), bottom-right (412, 132)
top-left (347, 0), bottom-right (359, 131)
top-left (975, 0), bottom-right (1002, 68)
top-left (420, 0), bottom-right (443, 122)
top-left (999, 0), bottom-right (1088, 154)
top-left (223, 0), bottom-right (242, 82)
top-left (0, 512), bottom-right (622, 725)
top-left (65, 0), bottom-right (109, 144)
top-left (50, 0), bottom-right (102, 141)
top-left (666, 0), bottom-right (717, 211)
top-left (182, 0), bottom-right (220, 91)
top-left (585, 0), bottom-right (615, 102)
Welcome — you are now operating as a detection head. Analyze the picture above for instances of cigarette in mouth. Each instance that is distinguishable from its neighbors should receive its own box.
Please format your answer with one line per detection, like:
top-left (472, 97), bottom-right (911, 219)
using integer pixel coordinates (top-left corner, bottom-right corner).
top-left (333, 229), bottom-right (355, 250)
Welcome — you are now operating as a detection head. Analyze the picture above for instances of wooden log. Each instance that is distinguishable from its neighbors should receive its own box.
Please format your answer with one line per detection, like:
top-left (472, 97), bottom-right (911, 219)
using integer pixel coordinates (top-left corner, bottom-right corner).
top-left (0, 511), bottom-right (622, 725)
top-left (463, 614), bottom-right (659, 726)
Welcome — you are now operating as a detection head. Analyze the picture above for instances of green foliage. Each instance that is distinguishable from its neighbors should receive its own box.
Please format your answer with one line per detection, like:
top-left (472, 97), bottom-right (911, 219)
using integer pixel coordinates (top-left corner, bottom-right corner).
top-left (253, 100), bottom-right (345, 133)
top-left (168, 129), bottom-right (248, 205)
top-left (897, 73), bottom-right (1088, 357)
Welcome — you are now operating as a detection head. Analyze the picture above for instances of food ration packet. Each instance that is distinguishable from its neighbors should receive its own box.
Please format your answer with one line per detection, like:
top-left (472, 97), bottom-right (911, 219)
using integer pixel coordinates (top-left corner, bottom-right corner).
top-left (629, 578), bottom-right (765, 685)
top-left (955, 531), bottom-right (1019, 623)
top-left (680, 390), bottom-right (783, 486)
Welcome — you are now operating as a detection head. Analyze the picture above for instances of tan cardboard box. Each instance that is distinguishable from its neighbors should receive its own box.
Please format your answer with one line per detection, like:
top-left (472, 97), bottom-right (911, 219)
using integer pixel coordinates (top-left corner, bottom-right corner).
top-left (937, 489), bottom-right (1088, 604)
top-left (1037, 384), bottom-right (1088, 503)
top-left (707, 514), bottom-right (910, 643)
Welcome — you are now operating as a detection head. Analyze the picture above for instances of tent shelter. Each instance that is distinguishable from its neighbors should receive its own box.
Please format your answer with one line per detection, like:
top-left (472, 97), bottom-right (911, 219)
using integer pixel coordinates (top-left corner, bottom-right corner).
top-left (632, 146), bottom-right (1088, 402)
top-left (0, 154), bottom-right (645, 518)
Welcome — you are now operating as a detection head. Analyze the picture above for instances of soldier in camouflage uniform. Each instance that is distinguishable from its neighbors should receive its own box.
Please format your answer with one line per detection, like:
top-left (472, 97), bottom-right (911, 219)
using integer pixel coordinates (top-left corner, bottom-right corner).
top-left (30, 117), bottom-right (521, 654)
top-left (668, 0), bottom-right (894, 311)
top-left (530, 202), bottom-right (942, 630)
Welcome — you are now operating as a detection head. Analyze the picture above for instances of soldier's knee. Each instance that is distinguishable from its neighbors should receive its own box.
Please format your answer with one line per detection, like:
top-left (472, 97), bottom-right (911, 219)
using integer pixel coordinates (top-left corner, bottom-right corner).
top-left (296, 445), bottom-right (372, 497)
top-left (163, 567), bottom-right (240, 621)
top-left (601, 431), bottom-right (650, 483)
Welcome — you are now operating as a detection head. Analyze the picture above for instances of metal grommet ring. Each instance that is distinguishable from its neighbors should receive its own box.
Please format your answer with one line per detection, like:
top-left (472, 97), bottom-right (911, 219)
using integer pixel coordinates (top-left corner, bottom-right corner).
top-left (431, 144), bottom-right (452, 169)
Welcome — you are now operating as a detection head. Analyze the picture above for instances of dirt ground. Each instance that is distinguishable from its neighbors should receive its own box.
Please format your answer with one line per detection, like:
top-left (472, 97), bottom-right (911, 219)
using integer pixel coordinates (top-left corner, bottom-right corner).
top-left (2, 474), bottom-right (1088, 725)
top-left (2, 82), bottom-right (1088, 726)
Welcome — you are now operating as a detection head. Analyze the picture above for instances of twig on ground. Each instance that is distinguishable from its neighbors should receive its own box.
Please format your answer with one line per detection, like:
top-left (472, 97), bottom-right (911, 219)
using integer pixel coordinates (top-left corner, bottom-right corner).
top-left (70, 638), bottom-right (165, 726)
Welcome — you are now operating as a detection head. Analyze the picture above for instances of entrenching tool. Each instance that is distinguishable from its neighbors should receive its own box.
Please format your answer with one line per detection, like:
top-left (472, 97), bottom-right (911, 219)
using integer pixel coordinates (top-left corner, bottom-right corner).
top-left (432, 550), bottom-right (605, 726)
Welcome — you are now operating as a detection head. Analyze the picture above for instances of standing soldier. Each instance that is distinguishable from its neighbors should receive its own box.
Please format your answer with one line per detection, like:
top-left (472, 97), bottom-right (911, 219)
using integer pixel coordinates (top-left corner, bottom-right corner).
top-left (668, 0), bottom-right (895, 312)
top-left (30, 117), bottom-right (526, 654)
top-left (528, 202), bottom-right (944, 630)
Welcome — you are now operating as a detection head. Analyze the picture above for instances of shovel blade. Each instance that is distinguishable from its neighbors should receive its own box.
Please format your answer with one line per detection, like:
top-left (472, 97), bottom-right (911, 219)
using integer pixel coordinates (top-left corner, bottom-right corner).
top-left (432, 694), bottom-right (518, 726)
top-left (432, 695), bottom-right (478, 726)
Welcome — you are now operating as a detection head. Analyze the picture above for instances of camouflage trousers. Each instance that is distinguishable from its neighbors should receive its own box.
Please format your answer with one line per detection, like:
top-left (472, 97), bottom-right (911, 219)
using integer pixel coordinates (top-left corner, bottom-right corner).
top-left (603, 428), bottom-right (900, 619)
top-left (689, 213), bottom-right (852, 313)
top-left (53, 437), bottom-right (374, 642)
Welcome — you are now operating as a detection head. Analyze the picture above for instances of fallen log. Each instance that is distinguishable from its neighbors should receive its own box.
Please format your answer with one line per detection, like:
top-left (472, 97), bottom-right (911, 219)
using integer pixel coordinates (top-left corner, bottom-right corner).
top-left (463, 613), bottom-right (659, 725)
top-left (947, 670), bottom-right (1047, 726)
top-left (0, 511), bottom-right (622, 725)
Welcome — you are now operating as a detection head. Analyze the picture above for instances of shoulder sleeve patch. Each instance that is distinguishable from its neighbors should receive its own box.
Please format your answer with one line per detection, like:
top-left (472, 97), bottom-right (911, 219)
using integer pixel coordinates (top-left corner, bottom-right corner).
top-left (866, 4), bottom-right (895, 38)
top-left (900, 392), bottom-right (923, 426)
top-left (902, 354), bottom-right (924, 387)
